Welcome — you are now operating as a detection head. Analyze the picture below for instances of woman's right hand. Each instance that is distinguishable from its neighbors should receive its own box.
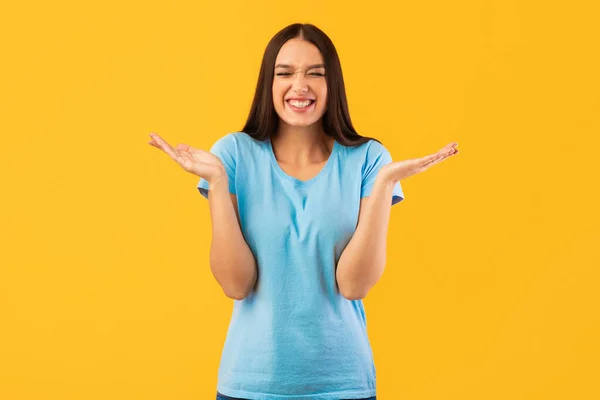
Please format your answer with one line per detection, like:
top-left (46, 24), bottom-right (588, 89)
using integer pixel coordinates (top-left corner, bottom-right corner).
top-left (148, 132), bottom-right (226, 185)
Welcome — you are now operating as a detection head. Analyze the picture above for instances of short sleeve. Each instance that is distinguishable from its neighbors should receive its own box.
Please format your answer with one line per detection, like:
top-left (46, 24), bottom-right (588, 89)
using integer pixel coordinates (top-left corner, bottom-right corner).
top-left (361, 141), bottom-right (405, 205)
top-left (197, 133), bottom-right (237, 199)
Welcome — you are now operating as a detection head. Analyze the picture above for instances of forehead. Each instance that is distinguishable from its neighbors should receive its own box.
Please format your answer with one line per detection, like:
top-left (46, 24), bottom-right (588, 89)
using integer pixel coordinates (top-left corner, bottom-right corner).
top-left (275, 39), bottom-right (324, 66)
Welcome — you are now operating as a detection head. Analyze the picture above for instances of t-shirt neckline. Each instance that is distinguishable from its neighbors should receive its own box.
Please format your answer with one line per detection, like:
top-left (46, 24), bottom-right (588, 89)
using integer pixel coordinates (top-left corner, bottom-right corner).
top-left (267, 137), bottom-right (338, 187)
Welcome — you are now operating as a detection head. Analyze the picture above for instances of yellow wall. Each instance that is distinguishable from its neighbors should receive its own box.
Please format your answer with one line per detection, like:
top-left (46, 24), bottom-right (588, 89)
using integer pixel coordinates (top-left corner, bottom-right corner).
top-left (1, 1), bottom-right (598, 399)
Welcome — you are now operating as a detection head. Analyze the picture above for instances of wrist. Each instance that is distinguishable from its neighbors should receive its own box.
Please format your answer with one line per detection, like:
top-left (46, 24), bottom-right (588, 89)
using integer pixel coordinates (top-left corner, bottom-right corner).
top-left (375, 172), bottom-right (397, 189)
top-left (376, 164), bottom-right (399, 186)
top-left (209, 172), bottom-right (229, 192)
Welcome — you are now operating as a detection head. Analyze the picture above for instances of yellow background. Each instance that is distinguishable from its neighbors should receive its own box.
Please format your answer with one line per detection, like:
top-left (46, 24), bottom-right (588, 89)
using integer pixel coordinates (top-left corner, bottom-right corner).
top-left (1, 1), bottom-right (599, 399)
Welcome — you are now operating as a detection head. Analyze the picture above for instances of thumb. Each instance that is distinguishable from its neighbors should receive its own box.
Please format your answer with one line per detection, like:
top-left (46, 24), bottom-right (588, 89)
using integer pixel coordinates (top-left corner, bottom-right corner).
top-left (176, 143), bottom-right (190, 152)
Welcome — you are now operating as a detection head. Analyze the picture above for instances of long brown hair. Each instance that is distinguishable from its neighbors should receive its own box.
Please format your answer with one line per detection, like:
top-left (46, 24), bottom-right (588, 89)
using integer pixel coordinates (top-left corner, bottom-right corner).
top-left (242, 23), bottom-right (378, 147)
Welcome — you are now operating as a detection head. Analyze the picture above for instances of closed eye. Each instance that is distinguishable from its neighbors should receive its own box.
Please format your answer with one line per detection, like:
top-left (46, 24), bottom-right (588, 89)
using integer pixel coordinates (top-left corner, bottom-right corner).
top-left (275, 72), bottom-right (325, 77)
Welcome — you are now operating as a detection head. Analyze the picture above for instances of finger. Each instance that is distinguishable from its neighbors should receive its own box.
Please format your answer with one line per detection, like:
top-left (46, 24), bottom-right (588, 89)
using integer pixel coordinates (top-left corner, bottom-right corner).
top-left (175, 143), bottom-right (206, 157)
top-left (440, 144), bottom-right (457, 155)
top-left (415, 153), bottom-right (442, 167)
top-left (429, 148), bottom-right (456, 163)
top-left (427, 155), bottom-right (448, 168)
top-left (417, 152), bottom-right (448, 170)
top-left (149, 134), bottom-right (162, 147)
top-left (148, 138), bottom-right (167, 153)
top-left (183, 146), bottom-right (207, 155)
top-left (432, 144), bottom-right (457, 160)
top-left (151, 134), bottom-right (181, 160)
top-left (423, 148), bottom-right (458, 169)
top-left (433, 145), bottom-right (457, 161)
top-left (412, 144), bottom-right (458, 173)
top-left (440, 142), bottom-right (458, 152)
top-left (149, 133), bottom-right (170, 148)
top-left (149, 135), bottom-right (162, 145)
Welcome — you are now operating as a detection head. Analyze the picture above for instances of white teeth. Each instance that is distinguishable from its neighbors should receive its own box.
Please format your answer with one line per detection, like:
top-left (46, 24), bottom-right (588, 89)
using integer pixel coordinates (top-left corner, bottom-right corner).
top-left (288, 100), bottom-right (312, 108)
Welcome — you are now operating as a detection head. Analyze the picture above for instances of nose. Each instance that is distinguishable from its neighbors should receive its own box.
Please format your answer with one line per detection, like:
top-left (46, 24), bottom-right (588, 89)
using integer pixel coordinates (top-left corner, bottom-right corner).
top-left (292, 71), bottom-right (309, 93)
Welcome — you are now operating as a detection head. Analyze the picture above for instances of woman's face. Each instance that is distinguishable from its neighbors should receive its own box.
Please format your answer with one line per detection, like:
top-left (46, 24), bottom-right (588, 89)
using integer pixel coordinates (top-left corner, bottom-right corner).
top-left (272, 38), bottom-right (328, 129)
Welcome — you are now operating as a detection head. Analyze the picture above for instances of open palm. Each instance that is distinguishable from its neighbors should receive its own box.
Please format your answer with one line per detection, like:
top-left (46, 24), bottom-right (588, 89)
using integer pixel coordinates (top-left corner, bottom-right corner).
top-left (379, 142), bottom-right (459, 183)
top-left (148, 132), bottom-right (225, 182)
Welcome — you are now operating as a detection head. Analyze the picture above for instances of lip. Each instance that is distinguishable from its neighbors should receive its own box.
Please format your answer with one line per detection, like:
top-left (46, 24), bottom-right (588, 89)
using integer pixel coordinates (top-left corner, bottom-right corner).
top-left (286, 98), bottom-right (316, 113)
top-left (285, 97), bottom-right (315, 101)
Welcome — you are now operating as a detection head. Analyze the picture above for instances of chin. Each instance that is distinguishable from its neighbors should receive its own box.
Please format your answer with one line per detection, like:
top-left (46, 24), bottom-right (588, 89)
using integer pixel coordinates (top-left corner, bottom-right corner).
top-left (279, 111), bottom-right (325, 128)
top-left (281, 118), bottom-right (322, 128)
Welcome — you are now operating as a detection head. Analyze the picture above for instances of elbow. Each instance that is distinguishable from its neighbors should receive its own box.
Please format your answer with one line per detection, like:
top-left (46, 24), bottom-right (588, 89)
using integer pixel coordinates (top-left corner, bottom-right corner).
top-left (339, 283), bottom-right (369, 300)
top-left (342, 292), bottom-right (366, 301)
top-left (210, 259), bottom-right (257, 301)
top-left (220, 278), bottom-right (255, 300)
top-left (337, 266), bottom-right (383, 301)
top-left (336, 257), bottom-right (385, 300)
top-left (223, 287), bottom-right (251, 300)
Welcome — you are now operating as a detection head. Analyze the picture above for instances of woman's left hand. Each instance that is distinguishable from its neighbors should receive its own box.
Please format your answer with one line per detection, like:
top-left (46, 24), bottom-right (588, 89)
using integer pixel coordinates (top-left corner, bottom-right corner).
top-left (378, 142), bottom-right (459, 183)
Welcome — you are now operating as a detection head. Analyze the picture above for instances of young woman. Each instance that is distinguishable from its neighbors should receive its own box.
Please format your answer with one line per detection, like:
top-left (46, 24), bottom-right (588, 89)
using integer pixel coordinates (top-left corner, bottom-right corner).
top-left (149, 23), bottom-right (458, 400)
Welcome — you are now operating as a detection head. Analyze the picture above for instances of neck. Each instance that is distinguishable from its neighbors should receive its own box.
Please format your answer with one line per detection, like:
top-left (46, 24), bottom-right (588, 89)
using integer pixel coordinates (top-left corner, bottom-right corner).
top-left (271, 122), bottom-right (332, 166)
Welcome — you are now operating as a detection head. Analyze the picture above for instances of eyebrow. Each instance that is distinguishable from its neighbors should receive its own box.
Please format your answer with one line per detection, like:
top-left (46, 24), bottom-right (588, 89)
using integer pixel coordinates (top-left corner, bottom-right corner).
top-left (274, 63), bottom-right (325, 69)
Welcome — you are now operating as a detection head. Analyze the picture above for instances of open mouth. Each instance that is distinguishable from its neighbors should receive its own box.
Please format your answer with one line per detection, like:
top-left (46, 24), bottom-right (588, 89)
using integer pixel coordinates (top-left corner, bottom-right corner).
top-left (286, 99), bottom-right (315, 111)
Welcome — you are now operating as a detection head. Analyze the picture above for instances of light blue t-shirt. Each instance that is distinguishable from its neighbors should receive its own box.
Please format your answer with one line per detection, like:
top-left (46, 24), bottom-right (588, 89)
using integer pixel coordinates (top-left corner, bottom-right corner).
top-left (198, 132), bottom-right (404, 400)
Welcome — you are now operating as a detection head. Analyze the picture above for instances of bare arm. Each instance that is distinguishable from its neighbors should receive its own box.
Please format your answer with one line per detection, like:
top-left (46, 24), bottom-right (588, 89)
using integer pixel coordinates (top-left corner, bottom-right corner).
top-left (336, 141), bottom-right (459, 300)
top-left (206, 177), bottom-right (257, 300)
top-left (148, 132), bottom-right (257, 300)
top-left (336, 178), bottom-right (394, 300)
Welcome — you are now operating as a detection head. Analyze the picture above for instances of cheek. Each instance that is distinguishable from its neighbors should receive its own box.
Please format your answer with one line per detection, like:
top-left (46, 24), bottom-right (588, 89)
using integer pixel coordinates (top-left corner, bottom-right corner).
top-left (272, 82), bottom-right (282, 97)
top-left (272, 84), bottom-right (285, 110)
top-left (317, 86), bottom-right (328, 111)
